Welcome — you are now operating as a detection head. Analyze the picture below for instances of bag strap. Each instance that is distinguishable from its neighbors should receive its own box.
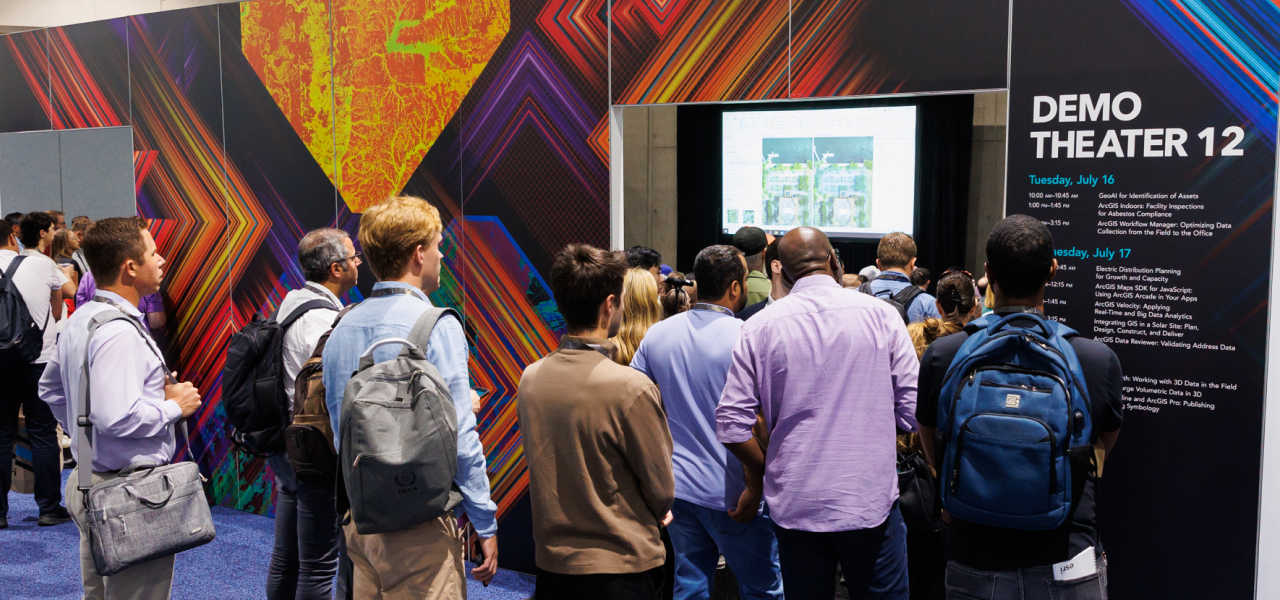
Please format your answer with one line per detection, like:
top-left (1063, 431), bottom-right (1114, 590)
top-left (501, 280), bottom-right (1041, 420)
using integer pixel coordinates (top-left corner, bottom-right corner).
top-left (1, 255), bottom-right (51, 336)
top-left (1, 254), bottom-right (25, 287)
top-left (78, 304), bottom-right (190, 493)
top-left (277, 298), bottom-right (337, 331)
top-left (891, 284), bottom-right (925, 310)
top-left (406, 307), bottom-right (461, 357)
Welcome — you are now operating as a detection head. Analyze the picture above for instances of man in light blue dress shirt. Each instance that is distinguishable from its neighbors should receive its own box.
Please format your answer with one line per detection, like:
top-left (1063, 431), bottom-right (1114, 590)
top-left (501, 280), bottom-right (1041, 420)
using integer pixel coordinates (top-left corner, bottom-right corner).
top-left (321, 196), bottom-right (498, 598)
top-left (40, 217), bottom-right (203, 600)
top-left (631, 245), bottom-right (783, 600)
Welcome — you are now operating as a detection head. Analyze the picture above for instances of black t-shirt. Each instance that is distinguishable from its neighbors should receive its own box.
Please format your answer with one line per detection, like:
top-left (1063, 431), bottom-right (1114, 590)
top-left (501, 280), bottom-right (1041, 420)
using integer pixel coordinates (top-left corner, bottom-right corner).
top-left (918, 318), bottom-right (1124, 571)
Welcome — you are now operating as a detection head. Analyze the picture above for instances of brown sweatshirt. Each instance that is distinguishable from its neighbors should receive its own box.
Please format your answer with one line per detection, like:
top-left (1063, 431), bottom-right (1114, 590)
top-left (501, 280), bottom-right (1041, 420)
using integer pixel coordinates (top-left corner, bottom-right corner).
top-left (517, 336), bottom-right (676, 575)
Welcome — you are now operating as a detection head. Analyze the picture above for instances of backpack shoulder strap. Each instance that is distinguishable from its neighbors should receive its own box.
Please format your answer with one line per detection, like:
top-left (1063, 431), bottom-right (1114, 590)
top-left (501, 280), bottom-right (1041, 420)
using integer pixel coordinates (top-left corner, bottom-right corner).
top-left (892, 284), bottom-right (925, 310)
top-left (407, 307), bottom-right (462, 354)
top-left (77, 309), bottom-right (174, 493)
top-left (307, 303), bottom-right (358, 362)
top-left (279, 298), bottom-right (338, 331)
top-left (1, 255), bottom-right (26, 285)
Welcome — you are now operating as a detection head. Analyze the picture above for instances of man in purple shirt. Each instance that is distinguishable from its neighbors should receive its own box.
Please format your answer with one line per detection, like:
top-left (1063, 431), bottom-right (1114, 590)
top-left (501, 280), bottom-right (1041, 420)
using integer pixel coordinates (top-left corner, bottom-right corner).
top-left (77, 270), bottom-right (165, 329)
top-left (717, 227), bottom-right (919, 599)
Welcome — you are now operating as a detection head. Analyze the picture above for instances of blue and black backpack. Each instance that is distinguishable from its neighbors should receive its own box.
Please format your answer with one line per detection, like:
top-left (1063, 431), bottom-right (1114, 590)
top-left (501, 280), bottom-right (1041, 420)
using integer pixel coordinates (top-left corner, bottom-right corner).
top-left (937, 312), bottom-right (1094, 530)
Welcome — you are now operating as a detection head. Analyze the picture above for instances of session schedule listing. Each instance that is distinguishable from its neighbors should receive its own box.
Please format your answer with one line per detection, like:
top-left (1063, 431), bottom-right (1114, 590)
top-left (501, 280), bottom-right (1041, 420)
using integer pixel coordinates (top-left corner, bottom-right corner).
top-left (1025, 183), bottom-right (1241, 417)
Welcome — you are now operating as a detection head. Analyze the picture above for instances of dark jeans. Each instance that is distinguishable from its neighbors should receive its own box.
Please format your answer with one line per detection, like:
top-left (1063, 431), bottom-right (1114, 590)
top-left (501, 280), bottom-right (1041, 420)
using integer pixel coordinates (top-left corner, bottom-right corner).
top-left (944, 553), bottom-right (1108, 600)
top-left (773, 504), bottom-right (910, 599)
top-left (266, 467), bottom-right (340, 600)
top-left (908, 528), bottom-right (946, 600)
top-left (0, 363), bottom-right (63, 516)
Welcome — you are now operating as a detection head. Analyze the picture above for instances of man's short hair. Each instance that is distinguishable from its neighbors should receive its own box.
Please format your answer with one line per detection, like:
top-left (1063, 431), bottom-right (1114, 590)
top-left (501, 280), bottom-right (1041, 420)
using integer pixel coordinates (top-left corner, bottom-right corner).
top-left (47, 210), bottom-right (64, 220)
top-left (71, 216), bottom-right (93, 234)
top-left (624, 246), bottom-right (662, 271)
top-left (83, 217), bottom-right (149, 286)
top-left (358, 196), bottom-right (442, 280)
top-left (876, 232), bottom-right (917, 269)
top-left (19, 211), bottom-right (54, 248)
top-left (986, 214), bottom-right (1055, 298)
top-left (550, 244), bottom-right (627, 332)
top-left (692, 245), bottom-right (745, 302)
top-left (763, 238), bottom-right (781, 275)
top-left (841, 273), bottom-right (861, 288)
top-left (298, 228), bottom-right (351, 282)
top-left (3, 212), bottom-right (23, 226)
top-left (911, 266), bottom-right (931, 287)
top-left (0, 219), bottom-right (12, 243)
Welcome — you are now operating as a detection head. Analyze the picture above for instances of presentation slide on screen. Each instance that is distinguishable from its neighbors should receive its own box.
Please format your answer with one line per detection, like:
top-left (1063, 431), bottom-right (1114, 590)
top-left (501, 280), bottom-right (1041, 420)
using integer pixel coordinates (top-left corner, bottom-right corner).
top-left (722, 106), bottom-right (917, 238)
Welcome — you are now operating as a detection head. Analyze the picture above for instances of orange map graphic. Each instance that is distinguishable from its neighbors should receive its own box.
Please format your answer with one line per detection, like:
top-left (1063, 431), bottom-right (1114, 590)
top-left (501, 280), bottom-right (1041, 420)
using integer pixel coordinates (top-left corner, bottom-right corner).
top-left (241, 0), bottom-right (509, 212)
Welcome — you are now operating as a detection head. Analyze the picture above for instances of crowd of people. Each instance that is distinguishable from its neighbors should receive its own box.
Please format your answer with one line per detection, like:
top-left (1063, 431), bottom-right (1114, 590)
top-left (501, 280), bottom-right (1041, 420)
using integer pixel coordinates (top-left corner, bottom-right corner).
top-left (0, 196), bottom-right (1122, 600)
top-left (526, 217), bottom-right (1121, 600)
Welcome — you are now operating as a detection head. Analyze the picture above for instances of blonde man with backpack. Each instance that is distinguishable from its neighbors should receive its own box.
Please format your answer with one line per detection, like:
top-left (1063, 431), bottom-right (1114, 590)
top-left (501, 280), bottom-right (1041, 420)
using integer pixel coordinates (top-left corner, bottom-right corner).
top-left (321, 196), bottom-right (498, 598)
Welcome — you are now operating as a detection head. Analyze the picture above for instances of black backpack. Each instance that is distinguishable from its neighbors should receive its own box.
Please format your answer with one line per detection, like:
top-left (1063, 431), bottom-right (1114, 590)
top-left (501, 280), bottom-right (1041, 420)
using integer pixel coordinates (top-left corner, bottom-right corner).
top-left (222, 299), bottom-right (335, 455)
top-left (0, 256), bottom-right (44, 367)
top-left (857, 275), bottom-right (925, 325)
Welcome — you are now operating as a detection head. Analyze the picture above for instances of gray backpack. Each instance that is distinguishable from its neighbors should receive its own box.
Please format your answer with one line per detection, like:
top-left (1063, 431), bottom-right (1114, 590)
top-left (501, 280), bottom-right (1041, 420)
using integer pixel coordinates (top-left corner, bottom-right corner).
top-left (339, 307), bottom-right (461, 535)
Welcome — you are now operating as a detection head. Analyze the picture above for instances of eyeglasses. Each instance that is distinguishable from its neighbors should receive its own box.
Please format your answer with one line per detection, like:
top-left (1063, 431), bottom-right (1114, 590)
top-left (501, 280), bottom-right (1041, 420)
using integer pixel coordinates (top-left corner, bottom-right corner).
top-left (941, 267), bottom-right (972, 280)
top-left (331, 252), bottom-right (362, 267)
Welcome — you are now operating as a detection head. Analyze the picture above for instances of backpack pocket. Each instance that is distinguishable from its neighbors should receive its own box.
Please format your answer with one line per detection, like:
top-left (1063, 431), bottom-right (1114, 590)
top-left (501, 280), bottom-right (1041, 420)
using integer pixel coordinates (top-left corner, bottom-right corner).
top-left (285, 422), bottom-right (336, 487)
top-left (952, 413), bottom-right (1056, 517)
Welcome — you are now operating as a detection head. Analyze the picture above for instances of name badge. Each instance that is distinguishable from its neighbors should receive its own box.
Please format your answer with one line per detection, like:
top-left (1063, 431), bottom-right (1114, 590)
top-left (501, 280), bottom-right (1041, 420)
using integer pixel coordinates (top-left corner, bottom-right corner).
top-left (1052, 546), bottom-right (1097, 581)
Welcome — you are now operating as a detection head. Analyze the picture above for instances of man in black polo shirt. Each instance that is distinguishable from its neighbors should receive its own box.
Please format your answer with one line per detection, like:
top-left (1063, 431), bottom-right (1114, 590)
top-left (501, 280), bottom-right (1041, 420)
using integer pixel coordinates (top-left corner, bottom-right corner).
top-left (918, 215), bottom-right (1123, 599)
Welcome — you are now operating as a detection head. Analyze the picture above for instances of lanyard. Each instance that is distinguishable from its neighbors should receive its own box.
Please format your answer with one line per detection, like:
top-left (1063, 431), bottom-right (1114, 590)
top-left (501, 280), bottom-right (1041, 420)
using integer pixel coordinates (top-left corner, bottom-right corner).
top-left (692, 303), bottom-right (735, 317)
top-left (93, 295), bottom-right (174, 384)
top-left (370, 287), bottom-right (422, 301)
top-left (994, 305), bottom-right (1045, 317)
top-left (304, 282), bottom-right (341, 307)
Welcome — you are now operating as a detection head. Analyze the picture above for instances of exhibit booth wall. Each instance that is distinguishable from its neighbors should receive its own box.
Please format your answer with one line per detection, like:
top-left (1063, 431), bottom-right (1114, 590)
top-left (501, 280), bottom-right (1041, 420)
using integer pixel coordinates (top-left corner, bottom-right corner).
top-left (1, 1), bottom-right (1278, 595)
top-left (0, 0), bottom-right (1008, 572)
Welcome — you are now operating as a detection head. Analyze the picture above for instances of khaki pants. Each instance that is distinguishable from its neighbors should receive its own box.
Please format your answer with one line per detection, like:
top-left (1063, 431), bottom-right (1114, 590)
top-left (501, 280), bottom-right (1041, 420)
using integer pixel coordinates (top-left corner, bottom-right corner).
top-left (344, 513), bottom-right (467, 600)
top-left (66, 467), bottom-right (176, 600)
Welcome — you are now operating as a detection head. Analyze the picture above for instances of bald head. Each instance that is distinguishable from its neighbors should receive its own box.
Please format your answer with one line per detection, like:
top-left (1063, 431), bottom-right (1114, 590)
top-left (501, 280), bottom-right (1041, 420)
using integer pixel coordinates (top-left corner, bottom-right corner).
top-left (778, 227), bottom-right (840, 284)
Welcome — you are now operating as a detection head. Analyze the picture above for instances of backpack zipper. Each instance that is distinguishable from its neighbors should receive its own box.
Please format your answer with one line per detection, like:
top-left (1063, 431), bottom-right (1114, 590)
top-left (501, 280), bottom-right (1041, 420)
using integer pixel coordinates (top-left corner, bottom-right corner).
top-left (980, 381), bottom-right (1053, 394)
top-left (951, 413), bottom-right (1058, 496)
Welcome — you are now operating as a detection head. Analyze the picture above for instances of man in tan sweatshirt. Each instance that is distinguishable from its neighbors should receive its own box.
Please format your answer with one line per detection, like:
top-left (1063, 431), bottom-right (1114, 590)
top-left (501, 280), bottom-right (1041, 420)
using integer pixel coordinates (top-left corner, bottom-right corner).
top-left (518, 244), bottom-right (676, 599)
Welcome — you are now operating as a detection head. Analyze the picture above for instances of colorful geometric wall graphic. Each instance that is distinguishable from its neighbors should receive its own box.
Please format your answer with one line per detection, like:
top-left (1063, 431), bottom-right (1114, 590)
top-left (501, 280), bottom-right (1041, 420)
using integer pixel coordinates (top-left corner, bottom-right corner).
top-left (242, 0), bottom-right (510, 212)
top-left (0, 0), bottom-right (1009, 572)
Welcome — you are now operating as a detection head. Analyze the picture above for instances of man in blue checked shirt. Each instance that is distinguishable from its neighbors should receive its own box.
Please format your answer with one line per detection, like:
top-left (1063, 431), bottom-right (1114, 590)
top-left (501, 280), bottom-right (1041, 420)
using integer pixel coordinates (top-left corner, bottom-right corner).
top-left (631, 245), bottom-right (783, 600)
top-left (322, 196), bottom-right (498, 598)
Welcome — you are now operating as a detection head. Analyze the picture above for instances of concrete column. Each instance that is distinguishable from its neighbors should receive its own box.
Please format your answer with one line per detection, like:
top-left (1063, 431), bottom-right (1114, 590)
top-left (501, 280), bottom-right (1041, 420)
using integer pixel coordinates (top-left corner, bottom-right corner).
top-left (966, 91), bottom-right (1008, 274)
top-left (621, 105), bottom-right (678, 266)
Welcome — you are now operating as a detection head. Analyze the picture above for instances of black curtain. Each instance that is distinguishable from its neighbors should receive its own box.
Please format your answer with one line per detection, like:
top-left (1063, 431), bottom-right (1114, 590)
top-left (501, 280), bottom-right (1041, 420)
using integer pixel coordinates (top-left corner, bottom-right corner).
top-left (676, 95), bottom-right (974, 278)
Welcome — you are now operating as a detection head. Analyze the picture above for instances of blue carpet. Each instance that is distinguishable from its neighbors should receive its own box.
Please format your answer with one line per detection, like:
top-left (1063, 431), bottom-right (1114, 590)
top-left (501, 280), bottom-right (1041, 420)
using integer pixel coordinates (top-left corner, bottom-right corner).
top-left (1, 471), bottom-right (534, 599)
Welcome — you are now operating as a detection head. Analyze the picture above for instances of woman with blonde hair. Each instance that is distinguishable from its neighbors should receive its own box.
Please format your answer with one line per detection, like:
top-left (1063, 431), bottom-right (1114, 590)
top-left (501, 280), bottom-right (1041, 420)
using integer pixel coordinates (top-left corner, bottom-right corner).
top-left (611, 268), bottom-right (662, 365)
top-left (907, 268), bottom-right (981, 358)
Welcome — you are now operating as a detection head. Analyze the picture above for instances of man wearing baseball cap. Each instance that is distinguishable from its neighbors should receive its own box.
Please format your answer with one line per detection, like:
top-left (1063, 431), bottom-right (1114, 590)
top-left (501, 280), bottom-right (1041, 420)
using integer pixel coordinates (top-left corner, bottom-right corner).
top-left (732, 227), bottom-right (772, 306)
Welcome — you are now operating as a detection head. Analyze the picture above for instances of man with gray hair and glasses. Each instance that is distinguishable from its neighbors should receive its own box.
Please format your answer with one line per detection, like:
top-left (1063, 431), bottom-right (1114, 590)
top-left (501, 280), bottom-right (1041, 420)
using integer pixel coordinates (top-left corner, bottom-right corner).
top-left (267, 228), bottom-right (360, 600)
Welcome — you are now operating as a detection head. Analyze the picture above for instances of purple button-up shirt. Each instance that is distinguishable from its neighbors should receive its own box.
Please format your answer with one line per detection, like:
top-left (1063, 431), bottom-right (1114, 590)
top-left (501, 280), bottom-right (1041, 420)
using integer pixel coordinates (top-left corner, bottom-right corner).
top-left (76, 271), bottom-right (163, 313)
top-left (716, 274), bottom-right (919, 532)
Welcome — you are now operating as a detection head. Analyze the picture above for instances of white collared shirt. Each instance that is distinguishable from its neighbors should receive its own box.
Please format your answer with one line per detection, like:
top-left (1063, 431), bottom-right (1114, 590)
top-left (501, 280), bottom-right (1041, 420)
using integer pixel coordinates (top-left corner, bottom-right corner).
top-left (277, 282), bottom-right (341, 409)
